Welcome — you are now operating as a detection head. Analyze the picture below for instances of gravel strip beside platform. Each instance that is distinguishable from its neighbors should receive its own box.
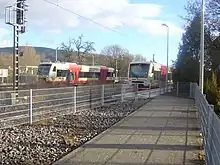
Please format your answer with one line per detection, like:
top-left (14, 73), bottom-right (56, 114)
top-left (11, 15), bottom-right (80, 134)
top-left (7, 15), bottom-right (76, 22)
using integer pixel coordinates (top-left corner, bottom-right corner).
top-left (0, 98), bottom-right (151, 165)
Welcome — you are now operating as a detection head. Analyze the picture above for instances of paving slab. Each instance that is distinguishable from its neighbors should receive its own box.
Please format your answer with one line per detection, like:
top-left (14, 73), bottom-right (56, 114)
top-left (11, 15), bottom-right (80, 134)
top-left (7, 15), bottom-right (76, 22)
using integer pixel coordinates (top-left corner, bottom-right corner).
top-left (53, 95), bottom-right (204, 165)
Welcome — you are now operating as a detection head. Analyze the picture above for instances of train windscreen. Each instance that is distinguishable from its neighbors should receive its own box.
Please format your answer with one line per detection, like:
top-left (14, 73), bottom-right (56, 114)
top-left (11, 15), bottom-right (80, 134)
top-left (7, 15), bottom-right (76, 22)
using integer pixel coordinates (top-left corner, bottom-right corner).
top-left (129, 63), bottom-right (150, 78)
top-left (37, 64), bottom-right (52, 75)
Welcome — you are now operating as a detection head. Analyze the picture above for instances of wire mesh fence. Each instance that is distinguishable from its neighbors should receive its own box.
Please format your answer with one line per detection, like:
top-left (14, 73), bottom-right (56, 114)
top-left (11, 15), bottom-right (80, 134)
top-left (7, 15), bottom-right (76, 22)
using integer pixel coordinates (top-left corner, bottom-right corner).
top-left (193, 83), bottom-right (220, 165)
top-left (0, 83), bottom-right (171, 129)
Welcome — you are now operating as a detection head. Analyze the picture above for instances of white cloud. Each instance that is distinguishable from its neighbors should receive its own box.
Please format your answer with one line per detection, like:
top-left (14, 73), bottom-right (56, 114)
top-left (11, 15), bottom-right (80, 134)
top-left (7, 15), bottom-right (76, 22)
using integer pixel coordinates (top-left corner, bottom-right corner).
top-left (0, 0), bottom-right (183, 36)
top-left (47, 29), bottom-right (62, 34)
top-left (137, 20), bottom-right (184, 36)
top-left (0, 40), bottom-right (12, 48)
top-left (0, 27), bottom-right (11, 47)
top-left (0, 28), bottom-right (10, 38)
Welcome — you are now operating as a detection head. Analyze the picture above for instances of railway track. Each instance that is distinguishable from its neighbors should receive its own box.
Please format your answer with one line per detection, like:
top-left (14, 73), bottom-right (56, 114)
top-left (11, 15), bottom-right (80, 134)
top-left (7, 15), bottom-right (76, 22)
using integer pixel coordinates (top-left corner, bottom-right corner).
top-left (0, 81), bottom-right (126, 91)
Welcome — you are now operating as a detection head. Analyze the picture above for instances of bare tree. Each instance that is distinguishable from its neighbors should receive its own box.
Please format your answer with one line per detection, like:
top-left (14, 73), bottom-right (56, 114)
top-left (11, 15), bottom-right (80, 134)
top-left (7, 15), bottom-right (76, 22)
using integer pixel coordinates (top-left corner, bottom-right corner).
top-left (132, 54), bottom-right (146, 61)
top-left (101, 44), bottom-right (129, 59)
top-left (101, 44), bottom-right (130, 76)
top-left (73, 34), bottom-right (96, 64)
top-left (60, 38), bottom-right (75, 62)
top-left (60, 34), bottom-right (96, 64)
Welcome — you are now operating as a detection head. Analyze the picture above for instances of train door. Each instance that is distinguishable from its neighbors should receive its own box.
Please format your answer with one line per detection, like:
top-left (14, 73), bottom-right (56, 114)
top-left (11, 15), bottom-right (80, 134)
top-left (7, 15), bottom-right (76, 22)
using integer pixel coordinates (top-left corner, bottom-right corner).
top-left (100, 68), bottom-right (108, 83)
top-left (66, 70), bottom-right (74, 85)
top-left (50, 64), bottom-right (57, 81)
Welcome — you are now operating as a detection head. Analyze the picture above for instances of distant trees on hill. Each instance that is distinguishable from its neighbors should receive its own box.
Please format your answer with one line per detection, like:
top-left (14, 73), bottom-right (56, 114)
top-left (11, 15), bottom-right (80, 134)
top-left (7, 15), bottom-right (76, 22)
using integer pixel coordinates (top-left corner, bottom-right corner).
top-left (0, 34), bottom-right (148, 77)
top-left (0, 46), bottom-right (40, 68)
top-left (59, 34), bottom-right (147, 76)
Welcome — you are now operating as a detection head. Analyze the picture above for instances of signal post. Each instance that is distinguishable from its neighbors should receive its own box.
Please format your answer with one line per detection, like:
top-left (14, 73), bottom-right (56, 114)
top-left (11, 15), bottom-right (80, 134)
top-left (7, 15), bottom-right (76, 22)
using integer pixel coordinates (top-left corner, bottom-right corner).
top-left (5, 0), bottom-right (28, 100)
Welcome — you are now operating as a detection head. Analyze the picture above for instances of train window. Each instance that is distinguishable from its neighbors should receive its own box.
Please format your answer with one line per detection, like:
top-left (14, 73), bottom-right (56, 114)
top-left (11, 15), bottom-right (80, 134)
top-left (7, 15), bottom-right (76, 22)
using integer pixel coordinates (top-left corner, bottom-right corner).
top-left (79, 72), bottom-right (100, 78)
top-left (52, 66), bottom-right (56, 72)
top-left (154, 71), bottom-right (161, 80)
top-left (154, 71), bottom-right (158, 80)
top-left (84, 72), bottom-right (91, 77)
top-left (107, 72), bottom-right (113, 77)
top-left (91, 72), bottom-right (100, 78)
top-left (153, 72), bottom-right (156, 80)
top-left (95, 72), bottom-right (100, 77)
top-left (79, 72), bottom-right (84, 77)
top-left (37, 64), bottom-right (52, 75)
top-left (57, 70), bottom-right (68, 77)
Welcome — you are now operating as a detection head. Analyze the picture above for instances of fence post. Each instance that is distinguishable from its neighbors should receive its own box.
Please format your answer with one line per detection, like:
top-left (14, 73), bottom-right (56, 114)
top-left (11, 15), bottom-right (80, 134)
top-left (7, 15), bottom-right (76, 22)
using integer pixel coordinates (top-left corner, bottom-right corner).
top-left (176, 81), bottom-right (179, 96)
top-left (29, 88), bottom-right (33, 125)
top-left (189, 82), bottom-right (192, 98)
top-left (135, 84), bottom-right (138, 100)
top-left (74, 86), bottom-right (77, 113)
top-left (159, 81), bottom-right (161, 95)
top-left (101, 84), bottom-right (104, 105)
top-left (121, 84), bottom-right (124, 102)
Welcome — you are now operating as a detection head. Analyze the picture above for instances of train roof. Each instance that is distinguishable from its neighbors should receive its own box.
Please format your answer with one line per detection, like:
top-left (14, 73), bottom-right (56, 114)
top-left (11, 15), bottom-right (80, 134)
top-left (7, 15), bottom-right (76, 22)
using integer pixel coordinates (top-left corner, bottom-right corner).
top-left (39, 61), bottom-right (77, 65)
top-left (130, 61), bottom-right (151, 64)
top-left (90, 65), bottom-right (114, 69)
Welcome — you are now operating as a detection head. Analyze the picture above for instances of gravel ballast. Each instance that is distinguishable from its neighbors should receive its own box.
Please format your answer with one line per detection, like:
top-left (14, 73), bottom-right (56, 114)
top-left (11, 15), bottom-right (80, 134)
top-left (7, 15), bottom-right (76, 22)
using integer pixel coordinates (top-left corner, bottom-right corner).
top-left (0, 98), bottom-right (150, 165)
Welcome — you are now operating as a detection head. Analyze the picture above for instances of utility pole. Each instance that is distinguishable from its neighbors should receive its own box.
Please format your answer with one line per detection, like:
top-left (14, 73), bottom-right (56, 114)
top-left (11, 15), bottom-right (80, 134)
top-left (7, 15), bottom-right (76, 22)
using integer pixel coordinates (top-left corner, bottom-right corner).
top-left (5, 0), bottom-right (28, 99)
top-left (199, 0), bottom-right (205, 94)
top-left (153, 54), bottom-right (155, 62)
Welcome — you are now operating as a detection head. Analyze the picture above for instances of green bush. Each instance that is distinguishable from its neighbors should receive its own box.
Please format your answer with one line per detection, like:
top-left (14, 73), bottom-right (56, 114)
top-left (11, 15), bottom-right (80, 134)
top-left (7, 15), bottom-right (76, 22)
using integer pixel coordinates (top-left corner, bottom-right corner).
top-left (204, 72), bottom-right (220, 114)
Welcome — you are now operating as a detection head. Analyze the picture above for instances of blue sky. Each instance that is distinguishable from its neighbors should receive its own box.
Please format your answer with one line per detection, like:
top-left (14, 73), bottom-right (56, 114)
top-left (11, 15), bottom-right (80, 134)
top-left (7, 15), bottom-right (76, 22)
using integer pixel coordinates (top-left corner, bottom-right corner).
top-left (0, 0), bottom-right (189, 66)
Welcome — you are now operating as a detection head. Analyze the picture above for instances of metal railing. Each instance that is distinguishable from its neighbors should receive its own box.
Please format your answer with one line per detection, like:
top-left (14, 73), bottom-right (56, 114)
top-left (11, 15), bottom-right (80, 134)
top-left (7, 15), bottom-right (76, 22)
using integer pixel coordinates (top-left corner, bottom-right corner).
top-left (0, 83), bottom-right (172, 129)
top-left (191, 83), bottom-right (220, 165)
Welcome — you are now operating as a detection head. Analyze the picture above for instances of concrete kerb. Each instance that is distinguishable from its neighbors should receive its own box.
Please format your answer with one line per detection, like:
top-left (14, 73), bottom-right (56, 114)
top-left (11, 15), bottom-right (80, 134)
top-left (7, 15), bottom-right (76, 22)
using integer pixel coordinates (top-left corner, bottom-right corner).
top-left (53, 98), bottom-right (153, 165)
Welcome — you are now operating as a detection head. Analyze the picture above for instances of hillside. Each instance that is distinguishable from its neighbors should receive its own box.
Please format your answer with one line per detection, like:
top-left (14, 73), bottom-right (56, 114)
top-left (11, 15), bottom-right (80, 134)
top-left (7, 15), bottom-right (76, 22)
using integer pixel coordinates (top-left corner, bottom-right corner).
top-left (0, 46), bottom-right (135, 77)
top-left (0, 46), bottom-right (126, 67)
top-left (0, 46), bottom-right (56, 61)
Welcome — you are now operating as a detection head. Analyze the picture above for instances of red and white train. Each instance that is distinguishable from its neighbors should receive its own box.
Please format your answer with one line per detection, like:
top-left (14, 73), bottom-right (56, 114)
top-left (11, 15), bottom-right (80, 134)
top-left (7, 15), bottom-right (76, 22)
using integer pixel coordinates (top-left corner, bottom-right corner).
top-left (37, 62), bottom-right (115, 85)
top-left (127, 60), bottom-right (172, 88)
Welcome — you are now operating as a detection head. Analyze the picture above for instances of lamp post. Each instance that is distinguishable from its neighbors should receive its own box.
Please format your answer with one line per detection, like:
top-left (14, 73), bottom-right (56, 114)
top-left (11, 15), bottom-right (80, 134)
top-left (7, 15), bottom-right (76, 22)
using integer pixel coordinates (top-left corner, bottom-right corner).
top-left (55, 47), bottom-right (59, 62)
top-left (199, 0), bottom-right (205, 94)
top-left (161, 23), bottom-right (169, 92)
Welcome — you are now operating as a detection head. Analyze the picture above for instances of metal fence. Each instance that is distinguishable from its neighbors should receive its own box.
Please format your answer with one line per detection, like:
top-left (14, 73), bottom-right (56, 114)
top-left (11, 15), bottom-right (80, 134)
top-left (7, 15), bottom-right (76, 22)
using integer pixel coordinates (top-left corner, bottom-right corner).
top-left (175, 81), bottom-right (191, 97)
top-left (0, 83), bottom-right (171, 129)
top-left (191, 83), bottom-right (220, 165)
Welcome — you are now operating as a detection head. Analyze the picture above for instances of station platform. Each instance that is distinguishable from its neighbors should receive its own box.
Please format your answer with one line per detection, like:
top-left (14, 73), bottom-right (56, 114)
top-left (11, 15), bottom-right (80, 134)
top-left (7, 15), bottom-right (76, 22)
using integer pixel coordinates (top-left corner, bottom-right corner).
top-left (54, 95), bottom-right (203, 165)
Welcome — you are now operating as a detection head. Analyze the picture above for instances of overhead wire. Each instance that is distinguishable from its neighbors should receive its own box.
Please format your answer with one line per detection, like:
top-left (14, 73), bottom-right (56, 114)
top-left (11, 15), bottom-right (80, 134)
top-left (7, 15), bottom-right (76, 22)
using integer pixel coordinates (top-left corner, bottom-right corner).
top-left (43, 0), bottom-right (130, 38)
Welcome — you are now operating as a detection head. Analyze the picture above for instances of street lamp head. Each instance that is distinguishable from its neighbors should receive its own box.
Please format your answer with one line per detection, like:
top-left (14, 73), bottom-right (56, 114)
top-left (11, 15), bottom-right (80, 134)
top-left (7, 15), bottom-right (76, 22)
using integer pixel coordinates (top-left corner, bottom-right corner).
top-left (161, 23), bottom-right (168, 28)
